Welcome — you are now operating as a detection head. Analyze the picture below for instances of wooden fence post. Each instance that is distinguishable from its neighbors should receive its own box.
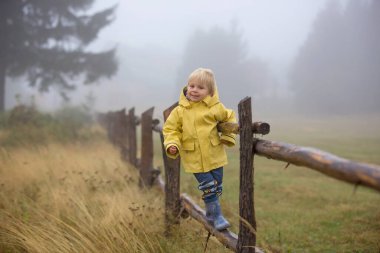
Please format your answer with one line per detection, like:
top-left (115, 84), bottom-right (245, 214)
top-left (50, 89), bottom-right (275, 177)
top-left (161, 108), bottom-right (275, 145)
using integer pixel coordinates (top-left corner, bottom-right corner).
top-left (105, 109), bottom-right (127, 149)
top-left (237, 97), bottom-right (257, 253)
top-left (140, 107), bottom-right (155, 187)
top-left (118, 109), bottom-right (129, 162)
top-left (128, 107), bottom-right (138, 167)
top-left (162, 102), bottom-right (181, 234)
top-left (107, 110), bottom-right (117, 145)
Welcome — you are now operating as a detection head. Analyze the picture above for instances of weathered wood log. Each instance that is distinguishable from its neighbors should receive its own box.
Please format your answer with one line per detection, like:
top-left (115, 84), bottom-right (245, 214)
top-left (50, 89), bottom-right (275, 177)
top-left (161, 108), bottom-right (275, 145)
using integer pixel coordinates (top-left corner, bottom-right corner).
top-left (128, 108), bottom-right (138, 167)
top-left (181, 194), bottom-right (264, 253)
top-left (162, 102), bottom-right (181, 234)
top-left (140, 107), bottom-right (155, 187)
top-left (254, 139), bottom-right (380, 193)
top-left (152, 118), bottom-right (160, 127)
top-left (152, 120), bottom-right (162, 133)
top-left (237, 97), bottom-right (257, 253)
top-left (181, 194), bottom-right (238, 251)
top-left (217, 122), bottom-right (270, 135)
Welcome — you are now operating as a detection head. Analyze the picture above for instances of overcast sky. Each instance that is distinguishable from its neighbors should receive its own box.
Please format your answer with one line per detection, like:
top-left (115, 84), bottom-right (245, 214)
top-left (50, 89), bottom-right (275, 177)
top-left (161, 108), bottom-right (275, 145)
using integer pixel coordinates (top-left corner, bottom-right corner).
top-left (9, 0), bottom-right (347, 113)
top-left (93, 0), bottom-right (336, 112)
top-left (97, 0), bottom-right (331, 76)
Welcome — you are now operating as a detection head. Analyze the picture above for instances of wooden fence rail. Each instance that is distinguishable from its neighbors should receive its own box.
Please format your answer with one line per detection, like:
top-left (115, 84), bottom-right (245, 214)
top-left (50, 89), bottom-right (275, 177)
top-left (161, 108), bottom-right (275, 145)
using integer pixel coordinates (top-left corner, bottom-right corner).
top-left (98, 97), bottom-right (380, 253)
top-left (254, 139), bottom-right (380, 193)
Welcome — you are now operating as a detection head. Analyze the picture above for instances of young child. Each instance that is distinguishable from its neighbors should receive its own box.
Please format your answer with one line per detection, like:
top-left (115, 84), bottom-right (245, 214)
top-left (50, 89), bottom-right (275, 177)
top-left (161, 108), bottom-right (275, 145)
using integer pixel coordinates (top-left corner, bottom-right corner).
top-left (163, 68), bottom-right (236, 231)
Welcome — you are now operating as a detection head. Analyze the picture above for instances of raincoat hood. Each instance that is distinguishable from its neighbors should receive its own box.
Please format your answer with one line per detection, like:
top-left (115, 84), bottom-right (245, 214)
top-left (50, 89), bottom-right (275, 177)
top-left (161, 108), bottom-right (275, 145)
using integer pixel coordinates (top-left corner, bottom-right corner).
top-left (178, 85), bottom-right (220, 108)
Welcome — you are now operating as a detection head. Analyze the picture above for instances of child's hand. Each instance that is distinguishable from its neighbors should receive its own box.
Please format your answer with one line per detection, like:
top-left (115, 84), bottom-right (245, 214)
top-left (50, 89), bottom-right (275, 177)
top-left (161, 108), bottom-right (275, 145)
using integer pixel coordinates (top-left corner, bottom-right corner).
top-left (168, 145), bottom-right (178, 155)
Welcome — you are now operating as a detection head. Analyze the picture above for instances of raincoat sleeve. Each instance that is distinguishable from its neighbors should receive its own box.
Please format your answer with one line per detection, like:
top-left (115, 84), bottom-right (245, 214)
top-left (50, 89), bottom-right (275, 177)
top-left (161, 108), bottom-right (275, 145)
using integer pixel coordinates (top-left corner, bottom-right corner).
top-left (162, 107), bottom-right (182, 159)
top-left (215, 103), bottom-right (237, 147)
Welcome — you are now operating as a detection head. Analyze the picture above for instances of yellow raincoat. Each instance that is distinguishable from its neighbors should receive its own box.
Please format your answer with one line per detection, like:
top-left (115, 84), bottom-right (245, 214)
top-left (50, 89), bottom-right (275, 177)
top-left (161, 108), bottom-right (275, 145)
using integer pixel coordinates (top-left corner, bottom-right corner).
top-left (163, 87), bottom-right (236, 173)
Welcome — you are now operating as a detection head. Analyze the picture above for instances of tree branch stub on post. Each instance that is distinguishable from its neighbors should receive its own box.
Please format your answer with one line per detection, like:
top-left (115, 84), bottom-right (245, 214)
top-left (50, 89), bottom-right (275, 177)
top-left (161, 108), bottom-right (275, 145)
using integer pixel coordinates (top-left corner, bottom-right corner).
top-left (237, 97), bottom-right (257, 253)
top-left (152, 118), bottom-right (162, 132)
top-left (217, 121), bottom-right (270, 135)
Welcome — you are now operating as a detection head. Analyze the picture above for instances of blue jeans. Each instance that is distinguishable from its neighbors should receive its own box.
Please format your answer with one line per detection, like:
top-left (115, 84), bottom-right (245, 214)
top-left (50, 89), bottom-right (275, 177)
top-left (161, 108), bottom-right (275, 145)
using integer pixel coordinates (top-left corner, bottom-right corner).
top-left (193, 167), bottom-right (223, 203)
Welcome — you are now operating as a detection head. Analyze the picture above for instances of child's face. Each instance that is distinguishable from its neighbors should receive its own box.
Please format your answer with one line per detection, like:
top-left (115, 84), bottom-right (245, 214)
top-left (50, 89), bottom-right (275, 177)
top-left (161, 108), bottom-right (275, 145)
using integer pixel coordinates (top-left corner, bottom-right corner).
top-left (187, 81), bottom-right (210, 102)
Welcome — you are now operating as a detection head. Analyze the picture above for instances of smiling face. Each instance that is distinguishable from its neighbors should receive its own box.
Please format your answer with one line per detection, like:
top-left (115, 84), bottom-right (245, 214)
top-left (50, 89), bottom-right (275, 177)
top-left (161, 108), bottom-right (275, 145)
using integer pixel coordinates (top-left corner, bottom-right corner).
top-left (187, 81), bottom-right (210, 102)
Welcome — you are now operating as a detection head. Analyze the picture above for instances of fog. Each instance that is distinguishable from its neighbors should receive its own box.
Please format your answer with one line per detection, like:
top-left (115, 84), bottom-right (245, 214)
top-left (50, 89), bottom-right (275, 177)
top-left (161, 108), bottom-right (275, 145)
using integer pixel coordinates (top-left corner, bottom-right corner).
top-left (6, 0), bottom-right (380, 118)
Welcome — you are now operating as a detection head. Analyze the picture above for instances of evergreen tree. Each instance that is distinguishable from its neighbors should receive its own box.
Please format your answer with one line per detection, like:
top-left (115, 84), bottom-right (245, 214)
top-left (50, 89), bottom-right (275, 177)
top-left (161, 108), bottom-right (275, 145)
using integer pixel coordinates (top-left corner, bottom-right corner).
top-left (0, 0), bottom-right (118, 111)
top-left (290, 0), bottom-right (380, 114)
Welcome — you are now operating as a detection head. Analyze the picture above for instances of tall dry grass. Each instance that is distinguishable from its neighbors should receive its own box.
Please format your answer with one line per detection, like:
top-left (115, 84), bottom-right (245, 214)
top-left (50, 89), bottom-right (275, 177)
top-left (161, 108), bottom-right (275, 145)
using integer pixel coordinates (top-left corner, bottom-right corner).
top-left (0, 139), bottom-right (232, 253)
top-left (0, 140), bottom-right (168, 253)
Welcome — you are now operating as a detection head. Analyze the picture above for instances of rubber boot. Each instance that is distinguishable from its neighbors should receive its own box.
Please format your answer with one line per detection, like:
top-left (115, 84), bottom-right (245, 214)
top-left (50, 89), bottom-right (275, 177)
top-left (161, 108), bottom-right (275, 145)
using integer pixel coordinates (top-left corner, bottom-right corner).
top-left (205, 199), bottom-right (230, 231)
top-left (205, 203), bottom-right (214, 224)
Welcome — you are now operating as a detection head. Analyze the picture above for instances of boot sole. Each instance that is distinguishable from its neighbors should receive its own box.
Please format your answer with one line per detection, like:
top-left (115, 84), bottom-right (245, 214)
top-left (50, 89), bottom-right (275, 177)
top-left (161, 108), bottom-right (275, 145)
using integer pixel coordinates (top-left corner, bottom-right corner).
top-left (215, 223), bottom-right (230, 231)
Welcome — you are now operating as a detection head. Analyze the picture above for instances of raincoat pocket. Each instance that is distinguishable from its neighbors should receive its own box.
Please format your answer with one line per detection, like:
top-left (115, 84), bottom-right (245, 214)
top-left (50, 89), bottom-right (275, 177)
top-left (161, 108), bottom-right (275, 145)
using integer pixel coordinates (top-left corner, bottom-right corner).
top-left (209, 135), bottom-right (225, 167)
top-left (181, 140), bottom-right (199, 168)
top-left (182, 140), bottom-right (195, 150)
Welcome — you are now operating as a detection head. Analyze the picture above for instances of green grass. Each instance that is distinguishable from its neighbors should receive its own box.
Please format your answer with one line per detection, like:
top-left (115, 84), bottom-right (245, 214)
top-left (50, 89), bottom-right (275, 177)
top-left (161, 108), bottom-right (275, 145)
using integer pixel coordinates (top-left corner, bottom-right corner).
top-left (153, 114), bottom-right (380, 252)
top-left (0, 104), bottom-right (98, 147)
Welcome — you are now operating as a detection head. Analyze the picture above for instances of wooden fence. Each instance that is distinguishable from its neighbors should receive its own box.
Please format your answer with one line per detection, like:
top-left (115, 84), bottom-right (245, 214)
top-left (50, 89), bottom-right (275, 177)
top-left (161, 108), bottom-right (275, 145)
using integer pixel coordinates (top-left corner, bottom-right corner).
top-left (98, 97), bottom-right (380, 253)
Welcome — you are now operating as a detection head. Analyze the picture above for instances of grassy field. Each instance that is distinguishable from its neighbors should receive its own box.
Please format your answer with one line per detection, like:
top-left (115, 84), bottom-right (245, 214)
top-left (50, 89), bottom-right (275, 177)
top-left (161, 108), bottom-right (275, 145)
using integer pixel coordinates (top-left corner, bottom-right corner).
top-left (233, 115), bottom-right (380, 252)
top-left (154, 114), bottom-right (380, 252)
top-left (1, 113), bottom-right (380, 252)
top-left (249, 115), bottom-right (380, 252)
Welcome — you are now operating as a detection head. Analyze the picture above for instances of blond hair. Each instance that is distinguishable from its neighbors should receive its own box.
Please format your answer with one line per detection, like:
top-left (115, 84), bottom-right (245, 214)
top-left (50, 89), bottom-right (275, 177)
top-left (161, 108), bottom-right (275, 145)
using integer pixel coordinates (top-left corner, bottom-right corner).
top-left (187, 68), bottom-right (216, 96)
